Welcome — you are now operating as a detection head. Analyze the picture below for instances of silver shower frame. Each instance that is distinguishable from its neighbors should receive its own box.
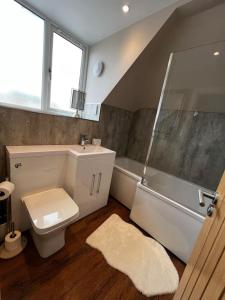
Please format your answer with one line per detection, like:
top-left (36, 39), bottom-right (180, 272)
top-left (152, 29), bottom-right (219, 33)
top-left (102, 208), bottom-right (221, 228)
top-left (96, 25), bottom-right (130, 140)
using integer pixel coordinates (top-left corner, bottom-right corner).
top-left (141, 53), bottom-right (174, 184)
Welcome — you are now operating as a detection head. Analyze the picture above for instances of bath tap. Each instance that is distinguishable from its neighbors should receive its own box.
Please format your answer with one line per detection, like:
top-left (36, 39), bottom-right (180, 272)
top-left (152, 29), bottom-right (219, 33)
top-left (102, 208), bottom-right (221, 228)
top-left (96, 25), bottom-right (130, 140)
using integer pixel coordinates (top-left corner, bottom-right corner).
top-left (198, 189), bottom-right (218, 208)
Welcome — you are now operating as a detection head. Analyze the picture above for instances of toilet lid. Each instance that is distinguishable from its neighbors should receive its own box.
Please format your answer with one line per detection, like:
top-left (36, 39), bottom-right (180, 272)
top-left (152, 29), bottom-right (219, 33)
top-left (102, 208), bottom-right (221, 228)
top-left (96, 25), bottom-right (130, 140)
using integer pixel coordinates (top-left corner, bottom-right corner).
top-left (22, 188), bottom-right (79, 235)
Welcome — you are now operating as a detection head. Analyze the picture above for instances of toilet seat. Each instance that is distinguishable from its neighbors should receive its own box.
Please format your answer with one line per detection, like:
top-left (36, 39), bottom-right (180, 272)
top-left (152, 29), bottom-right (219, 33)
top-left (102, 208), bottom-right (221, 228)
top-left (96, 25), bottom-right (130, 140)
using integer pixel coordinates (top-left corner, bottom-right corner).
top-left (22, 188), bottom-right (79, 235)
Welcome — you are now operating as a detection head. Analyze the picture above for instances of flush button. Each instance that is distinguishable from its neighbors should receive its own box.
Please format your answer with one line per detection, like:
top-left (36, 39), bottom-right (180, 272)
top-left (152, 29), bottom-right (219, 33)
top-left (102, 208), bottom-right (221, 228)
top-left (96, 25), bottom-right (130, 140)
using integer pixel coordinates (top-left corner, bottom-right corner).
top-left (15, 163), bottom-right (22, 168)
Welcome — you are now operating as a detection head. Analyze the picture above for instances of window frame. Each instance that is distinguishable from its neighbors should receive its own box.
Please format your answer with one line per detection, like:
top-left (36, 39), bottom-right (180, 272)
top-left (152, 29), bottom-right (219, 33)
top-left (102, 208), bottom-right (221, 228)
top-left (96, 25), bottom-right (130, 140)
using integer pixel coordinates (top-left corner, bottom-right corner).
top-left (46, 26), bottom-right (88, 117)
top-left (0, 0), bottom-right (89, 118)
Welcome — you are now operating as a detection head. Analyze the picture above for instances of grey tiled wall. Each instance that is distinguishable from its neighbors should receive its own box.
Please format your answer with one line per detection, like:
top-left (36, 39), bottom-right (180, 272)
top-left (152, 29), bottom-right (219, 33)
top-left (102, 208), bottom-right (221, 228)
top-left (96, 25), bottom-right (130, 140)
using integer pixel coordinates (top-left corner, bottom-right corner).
top-left (126, 108), bottom-right (156, 163)
top-left (0, 104), bottom-right (133, 180)
top-left (125, 107), bottom-right (225, 190)
top-left (149, 110), bottom-right (225, 190)
top-left (1, 104), bottom-right (224, 190)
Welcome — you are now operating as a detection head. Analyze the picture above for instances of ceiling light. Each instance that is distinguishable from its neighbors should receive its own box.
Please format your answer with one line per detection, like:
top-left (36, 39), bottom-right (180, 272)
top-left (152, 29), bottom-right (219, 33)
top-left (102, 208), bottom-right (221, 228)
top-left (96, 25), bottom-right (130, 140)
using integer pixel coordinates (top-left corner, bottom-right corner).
top-left (122, 4), bottom-right (130, 13)
top-left (213, 51), bottom-right (220, 56)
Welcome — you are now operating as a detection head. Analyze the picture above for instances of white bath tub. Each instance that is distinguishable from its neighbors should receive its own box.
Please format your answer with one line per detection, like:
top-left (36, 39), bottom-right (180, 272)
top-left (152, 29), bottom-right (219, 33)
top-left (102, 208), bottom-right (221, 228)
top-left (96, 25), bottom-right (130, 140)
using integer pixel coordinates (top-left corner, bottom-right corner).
top-left (110, 157), bottom-right (143, 209)
top-left (111, 157), bottom-right (210, 263)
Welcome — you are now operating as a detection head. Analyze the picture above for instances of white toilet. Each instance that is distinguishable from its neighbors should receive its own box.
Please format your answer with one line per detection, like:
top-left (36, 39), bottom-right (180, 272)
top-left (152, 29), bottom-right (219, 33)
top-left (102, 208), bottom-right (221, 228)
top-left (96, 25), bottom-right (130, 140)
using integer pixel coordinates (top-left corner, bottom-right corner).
top-left (22, 187), bottom-right (79, 258)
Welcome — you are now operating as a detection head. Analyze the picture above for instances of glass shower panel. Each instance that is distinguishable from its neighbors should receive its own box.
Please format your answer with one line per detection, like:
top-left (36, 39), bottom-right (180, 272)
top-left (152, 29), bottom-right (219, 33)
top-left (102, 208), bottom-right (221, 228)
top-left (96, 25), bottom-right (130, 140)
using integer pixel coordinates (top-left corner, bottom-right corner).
top-left (143, 41), bottom-right (225, 215)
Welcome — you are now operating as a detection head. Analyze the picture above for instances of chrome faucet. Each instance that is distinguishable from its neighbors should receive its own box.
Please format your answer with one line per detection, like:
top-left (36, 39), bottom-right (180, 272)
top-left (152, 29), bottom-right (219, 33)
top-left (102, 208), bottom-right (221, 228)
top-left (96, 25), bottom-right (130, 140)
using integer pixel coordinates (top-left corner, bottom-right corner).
top-left (80, 134), bottom-right (89, 146)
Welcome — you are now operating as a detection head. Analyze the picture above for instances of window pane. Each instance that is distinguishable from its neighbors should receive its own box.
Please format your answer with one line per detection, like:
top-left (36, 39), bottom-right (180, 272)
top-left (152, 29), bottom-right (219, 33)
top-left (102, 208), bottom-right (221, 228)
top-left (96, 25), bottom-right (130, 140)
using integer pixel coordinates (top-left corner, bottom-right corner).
top-left (50, 33), bottom-right (83, 111)
top-left (0, 0), bottom-right (44, 109)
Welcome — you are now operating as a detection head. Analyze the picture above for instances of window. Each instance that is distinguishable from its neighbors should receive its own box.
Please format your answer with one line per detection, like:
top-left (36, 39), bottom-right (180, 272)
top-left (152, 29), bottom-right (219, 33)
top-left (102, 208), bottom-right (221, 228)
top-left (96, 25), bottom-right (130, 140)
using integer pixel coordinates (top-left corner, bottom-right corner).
top-left (0, 0), bottom-right (87, 117)
top-left (50, 33), bottom-right (83, 112)
top-left (0, 0), bottom-right (44, 109)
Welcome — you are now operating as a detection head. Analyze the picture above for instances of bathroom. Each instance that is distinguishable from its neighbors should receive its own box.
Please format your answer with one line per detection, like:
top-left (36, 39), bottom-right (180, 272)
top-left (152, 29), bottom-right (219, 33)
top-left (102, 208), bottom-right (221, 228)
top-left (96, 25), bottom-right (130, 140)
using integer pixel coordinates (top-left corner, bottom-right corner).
top-left (0, 0), bottom-right (225, 299)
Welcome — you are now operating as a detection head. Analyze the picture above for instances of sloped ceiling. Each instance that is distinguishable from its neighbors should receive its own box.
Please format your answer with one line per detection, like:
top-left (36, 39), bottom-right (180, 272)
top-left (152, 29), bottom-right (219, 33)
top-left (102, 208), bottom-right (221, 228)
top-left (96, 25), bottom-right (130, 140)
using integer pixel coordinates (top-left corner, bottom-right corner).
top-left (104, 0), bottom-right (225, 111)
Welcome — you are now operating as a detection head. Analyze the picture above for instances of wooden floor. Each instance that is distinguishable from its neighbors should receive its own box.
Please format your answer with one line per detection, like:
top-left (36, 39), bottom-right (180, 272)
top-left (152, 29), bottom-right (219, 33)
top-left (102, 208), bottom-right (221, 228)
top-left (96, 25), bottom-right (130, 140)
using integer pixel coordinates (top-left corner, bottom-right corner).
top-left (0, 198), bottom-right (185, 300)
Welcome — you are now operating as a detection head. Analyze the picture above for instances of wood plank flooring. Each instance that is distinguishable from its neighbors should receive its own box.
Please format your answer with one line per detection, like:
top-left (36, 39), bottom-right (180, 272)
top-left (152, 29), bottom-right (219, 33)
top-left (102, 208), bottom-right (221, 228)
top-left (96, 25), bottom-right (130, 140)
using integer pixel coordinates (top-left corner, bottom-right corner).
top-left (0, 198), bottom-right (185, 300)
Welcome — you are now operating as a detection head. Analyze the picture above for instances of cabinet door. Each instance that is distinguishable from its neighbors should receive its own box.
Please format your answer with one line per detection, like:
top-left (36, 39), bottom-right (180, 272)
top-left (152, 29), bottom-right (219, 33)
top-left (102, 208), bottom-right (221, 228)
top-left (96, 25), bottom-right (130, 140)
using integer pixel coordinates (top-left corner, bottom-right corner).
top-left (74, 154), bottom-right (114, 219)
top-left (94, 155), bottom-right (114, 207)
top-left (73, 157), bottom-right (97, 219)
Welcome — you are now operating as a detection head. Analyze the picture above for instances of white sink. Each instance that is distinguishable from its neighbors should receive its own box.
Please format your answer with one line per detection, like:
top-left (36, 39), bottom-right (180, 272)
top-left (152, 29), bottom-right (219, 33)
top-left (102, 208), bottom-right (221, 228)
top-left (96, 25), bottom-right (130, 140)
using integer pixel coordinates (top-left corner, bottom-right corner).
top-left (70, 145), bottom-right (112, 154)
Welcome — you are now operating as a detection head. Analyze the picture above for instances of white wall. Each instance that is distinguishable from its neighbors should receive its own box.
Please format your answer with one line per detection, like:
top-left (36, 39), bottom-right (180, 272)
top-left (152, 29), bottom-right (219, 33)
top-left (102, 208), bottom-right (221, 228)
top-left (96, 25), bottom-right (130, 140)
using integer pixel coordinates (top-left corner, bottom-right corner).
top-left (102, 2), bottom-right (225, 113)
top-left (85, 0), bottom-right (191, 112)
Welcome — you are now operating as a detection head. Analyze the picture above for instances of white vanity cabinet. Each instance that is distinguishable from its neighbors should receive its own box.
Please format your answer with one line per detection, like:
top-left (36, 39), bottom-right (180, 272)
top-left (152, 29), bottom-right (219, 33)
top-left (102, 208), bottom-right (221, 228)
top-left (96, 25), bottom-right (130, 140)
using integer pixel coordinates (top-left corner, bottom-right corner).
top-left (73, 154), bottom-right (115, 219)
top-left (7, 145), bottom-right (115, 232)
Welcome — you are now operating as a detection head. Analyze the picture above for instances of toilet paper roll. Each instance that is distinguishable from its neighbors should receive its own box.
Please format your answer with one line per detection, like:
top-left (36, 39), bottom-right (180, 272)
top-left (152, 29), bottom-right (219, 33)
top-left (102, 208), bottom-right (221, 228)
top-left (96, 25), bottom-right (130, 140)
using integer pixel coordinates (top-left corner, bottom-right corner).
top-left (5, 231), bottom-right (22, 252)
top-left (0, 181), bottom-right (15, 201)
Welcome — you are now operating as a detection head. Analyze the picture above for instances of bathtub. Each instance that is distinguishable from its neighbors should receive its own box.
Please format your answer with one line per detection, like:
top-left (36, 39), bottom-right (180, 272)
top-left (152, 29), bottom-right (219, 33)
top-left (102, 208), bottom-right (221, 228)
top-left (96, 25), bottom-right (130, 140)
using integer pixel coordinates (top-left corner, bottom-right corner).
top-left (110, 157), bottom-right (143, 209)
top-left (111, 157), bottom-right (210, 263)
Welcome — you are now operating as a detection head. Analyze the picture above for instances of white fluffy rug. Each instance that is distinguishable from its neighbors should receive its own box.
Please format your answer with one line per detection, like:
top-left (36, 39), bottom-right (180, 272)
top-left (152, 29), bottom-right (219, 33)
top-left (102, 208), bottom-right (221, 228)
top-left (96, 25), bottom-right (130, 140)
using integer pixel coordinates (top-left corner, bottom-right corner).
top-left (86, 214), bottom-right (179, 297)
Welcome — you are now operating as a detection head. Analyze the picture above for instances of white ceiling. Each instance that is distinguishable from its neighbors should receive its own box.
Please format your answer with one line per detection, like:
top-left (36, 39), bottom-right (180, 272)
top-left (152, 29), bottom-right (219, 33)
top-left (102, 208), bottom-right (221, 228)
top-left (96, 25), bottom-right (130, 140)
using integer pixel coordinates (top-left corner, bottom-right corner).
top-left (23, 0), bottom-right (181, 45)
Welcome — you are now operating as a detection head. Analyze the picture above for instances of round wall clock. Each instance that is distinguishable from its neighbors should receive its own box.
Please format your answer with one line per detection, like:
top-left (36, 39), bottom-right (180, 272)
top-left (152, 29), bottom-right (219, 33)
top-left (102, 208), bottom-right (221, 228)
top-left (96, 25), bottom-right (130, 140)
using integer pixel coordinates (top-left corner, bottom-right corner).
top-left (93, 61), bottom-right (104, 77)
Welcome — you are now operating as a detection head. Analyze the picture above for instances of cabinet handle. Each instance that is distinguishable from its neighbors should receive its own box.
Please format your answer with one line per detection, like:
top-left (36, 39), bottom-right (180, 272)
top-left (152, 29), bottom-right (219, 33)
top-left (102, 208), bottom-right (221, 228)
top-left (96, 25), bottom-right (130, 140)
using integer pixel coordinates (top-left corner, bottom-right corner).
top-left (96, 172), bottom-right (102, 193)
top-left (90, 174), bottom-right (95, 196)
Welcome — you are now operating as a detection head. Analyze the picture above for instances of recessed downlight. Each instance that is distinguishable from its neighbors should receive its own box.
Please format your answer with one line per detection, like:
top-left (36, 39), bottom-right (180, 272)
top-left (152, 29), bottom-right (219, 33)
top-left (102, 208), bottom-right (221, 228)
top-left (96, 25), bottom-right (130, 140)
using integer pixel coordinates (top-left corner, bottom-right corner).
top-left (213, 51), bottom-right (220, 56)
top-left (122, 4), bottom-right (130, 13)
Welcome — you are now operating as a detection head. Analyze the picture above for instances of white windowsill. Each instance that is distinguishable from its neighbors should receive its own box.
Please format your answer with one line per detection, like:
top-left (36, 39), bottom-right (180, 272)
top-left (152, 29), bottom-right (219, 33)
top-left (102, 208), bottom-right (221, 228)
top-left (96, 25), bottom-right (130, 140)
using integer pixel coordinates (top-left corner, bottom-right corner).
top-left (0, 102), bottom-right (76, 119)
